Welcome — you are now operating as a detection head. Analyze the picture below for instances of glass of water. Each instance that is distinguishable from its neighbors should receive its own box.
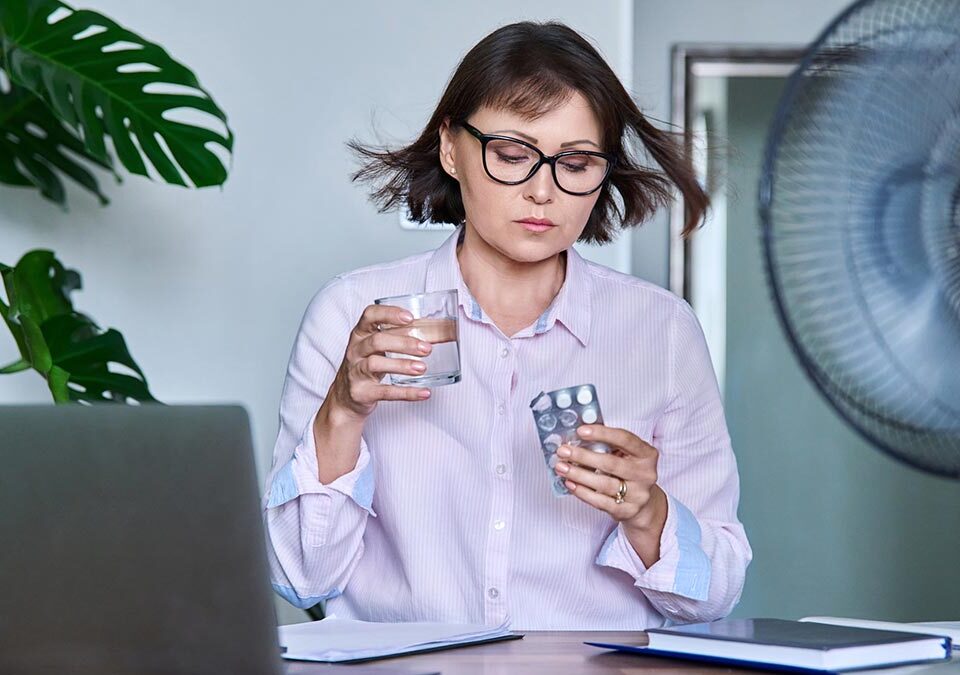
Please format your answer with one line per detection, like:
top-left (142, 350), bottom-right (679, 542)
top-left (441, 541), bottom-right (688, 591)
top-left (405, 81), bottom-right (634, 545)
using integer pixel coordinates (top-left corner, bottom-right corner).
top-left (373, 289), bottom-right (461, 387)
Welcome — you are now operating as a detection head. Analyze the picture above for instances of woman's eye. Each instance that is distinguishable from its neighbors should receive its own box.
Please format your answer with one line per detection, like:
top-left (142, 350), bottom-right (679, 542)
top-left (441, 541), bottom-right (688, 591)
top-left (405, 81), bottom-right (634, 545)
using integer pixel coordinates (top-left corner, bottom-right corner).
top-left (495, 151), bottom-right (529, 164)
top-left (559, 161), bottom-right (588, 173)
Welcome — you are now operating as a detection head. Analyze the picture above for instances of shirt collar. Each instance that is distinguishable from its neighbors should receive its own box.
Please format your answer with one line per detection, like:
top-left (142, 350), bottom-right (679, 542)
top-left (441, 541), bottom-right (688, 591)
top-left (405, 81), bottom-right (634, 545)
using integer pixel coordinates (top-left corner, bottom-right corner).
top-left (545, 243), bottom-right (592, 346)
top-left (423, 226), bottom-right (479, 320)
top-left (424, 225), bottom-right (592, 346)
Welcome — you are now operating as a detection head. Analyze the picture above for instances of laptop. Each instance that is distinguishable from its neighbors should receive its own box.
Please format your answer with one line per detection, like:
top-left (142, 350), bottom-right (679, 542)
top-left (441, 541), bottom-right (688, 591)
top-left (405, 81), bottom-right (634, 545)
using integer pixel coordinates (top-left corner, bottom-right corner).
top-left (0, 405), bottom-right (284, 675)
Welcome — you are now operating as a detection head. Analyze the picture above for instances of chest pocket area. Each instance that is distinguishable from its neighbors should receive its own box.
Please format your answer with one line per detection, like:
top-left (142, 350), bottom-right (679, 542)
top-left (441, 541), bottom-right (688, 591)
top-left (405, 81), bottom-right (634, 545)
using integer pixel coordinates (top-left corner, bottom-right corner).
top-left (559, 417), bottom-right (658, 535)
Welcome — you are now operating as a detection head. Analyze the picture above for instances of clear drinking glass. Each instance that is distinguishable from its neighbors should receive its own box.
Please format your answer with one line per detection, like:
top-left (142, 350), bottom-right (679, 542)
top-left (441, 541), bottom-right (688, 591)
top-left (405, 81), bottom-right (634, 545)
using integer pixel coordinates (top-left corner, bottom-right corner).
top-left (373, 289), bottom-right (461, 387)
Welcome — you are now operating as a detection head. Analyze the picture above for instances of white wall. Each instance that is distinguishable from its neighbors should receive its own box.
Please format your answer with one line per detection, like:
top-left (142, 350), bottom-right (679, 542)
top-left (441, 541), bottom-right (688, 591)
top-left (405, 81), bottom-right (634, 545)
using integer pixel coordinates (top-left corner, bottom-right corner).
top-left (0, 0), bottom-right (633, 624)
top-left (630, 0), bottom-right (853, 287)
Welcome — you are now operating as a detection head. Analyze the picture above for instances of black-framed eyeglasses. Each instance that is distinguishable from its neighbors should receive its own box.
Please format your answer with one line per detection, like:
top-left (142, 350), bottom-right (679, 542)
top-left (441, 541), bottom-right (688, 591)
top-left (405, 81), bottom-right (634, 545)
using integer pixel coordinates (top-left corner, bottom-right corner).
top-left (458, 121), bottom-right (616, 196)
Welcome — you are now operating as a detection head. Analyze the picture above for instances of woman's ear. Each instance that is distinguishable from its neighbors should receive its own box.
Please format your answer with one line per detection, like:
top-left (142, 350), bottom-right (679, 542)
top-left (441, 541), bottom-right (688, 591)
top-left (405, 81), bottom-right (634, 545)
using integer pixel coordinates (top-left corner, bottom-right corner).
top-left (438, 118), bottom-right (459, 180)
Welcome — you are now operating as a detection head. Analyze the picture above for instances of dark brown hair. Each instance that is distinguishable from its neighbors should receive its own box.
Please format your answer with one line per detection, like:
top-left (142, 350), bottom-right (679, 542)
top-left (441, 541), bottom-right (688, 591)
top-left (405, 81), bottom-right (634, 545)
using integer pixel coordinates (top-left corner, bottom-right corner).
top-left (348, 21), bottom-right (708, 244)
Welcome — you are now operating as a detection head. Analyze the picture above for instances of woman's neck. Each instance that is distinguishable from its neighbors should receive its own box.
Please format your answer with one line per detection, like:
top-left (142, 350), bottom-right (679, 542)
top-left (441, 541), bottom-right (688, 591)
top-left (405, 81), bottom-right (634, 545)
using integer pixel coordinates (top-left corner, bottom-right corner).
top-left (455, 224), bottom-right (566, 333)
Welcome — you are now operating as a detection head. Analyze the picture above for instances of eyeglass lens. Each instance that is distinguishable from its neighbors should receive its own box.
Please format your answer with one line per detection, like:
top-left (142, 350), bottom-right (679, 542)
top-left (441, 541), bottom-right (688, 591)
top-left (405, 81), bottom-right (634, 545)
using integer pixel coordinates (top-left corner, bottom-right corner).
top-left (484, 138), bottom-right (608, 193)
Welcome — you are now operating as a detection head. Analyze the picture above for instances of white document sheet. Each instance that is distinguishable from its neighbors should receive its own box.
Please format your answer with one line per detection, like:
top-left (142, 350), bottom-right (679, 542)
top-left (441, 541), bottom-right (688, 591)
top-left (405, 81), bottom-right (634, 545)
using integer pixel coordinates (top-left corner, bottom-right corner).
top-left (278, 615), bottom-right (514, 663)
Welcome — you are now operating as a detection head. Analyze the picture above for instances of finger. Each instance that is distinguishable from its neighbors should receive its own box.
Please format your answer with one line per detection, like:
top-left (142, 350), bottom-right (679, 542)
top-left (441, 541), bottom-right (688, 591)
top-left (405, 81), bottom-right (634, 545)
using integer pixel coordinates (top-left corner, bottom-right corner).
top-left (348, 360), bottom-right (429, 397)
top-left (576, 424), bottom-right (654, 458)
top-left (555, 460), bottom-right (621, 495)
top-left (557, 444), bottom-right (630, 477)
top-left (563, 477), bottom-right (633, 518)
top-left (355, 330), bottom-right (433, 360)
top-left (355, 303), bottom-right (415, 336)
top-left (344, 374), bottom-right (430, 405)
top-left (364, 354), bottom-right (428, 379)
top-left (368, 382), bottom-right (432, 402)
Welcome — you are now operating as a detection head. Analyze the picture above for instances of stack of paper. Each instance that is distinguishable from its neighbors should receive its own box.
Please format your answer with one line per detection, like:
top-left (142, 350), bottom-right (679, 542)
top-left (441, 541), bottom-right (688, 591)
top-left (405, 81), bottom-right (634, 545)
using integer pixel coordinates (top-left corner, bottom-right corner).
top-left (278, 616), bottom-right (517, 663)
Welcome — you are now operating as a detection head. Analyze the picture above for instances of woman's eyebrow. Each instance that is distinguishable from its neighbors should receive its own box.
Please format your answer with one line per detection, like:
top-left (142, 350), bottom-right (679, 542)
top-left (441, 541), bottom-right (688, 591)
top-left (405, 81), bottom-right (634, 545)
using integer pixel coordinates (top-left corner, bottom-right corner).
top-left (491, 129), bottom-right (599, 149)
top-left (560, 138), bottom-right (600, 148)
top-left (491, 129), bottom-right (536, 142)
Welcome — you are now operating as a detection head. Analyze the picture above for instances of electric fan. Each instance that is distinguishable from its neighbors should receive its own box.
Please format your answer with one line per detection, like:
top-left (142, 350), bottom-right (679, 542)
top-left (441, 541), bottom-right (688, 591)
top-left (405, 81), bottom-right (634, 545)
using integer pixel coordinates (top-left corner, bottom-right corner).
top-left (759, 0), bottom-right (960, 477)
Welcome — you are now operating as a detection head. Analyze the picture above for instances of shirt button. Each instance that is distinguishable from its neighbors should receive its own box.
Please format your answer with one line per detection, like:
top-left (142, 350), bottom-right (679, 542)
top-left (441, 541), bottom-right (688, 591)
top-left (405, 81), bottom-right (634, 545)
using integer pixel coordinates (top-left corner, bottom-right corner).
top-left (488, 587), bottom-right (500, 599)
top-left (497, 403), bottom-right (505, 415)
top-left (494, 520), bottom-right (506, 531)
top-left (500, 347), bottom-right (509, 358)
top-left (495, 464), bottom-right (506, 475)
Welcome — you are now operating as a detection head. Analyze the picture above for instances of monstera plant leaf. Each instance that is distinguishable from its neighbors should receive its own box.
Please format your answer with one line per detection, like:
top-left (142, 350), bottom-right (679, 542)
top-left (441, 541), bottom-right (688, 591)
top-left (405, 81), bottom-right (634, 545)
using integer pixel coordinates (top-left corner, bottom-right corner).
top-left (0, 0), bottom-right (233, 205)
top-left (0, 77), bottom-right (115, 207)
top-left (0, 250), bottom-right (157, 404)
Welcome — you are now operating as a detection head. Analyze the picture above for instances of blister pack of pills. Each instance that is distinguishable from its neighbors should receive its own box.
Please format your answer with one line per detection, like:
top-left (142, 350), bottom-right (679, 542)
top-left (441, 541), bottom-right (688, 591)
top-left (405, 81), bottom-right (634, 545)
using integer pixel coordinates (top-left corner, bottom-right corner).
top-left (529, 384), bottom-right (610, 496)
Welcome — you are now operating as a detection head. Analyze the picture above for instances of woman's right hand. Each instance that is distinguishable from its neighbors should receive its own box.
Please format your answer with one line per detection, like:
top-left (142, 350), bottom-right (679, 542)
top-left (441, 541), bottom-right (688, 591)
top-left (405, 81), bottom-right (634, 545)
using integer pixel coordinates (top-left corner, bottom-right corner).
top-left (325, 303), bottom-right (434, 420)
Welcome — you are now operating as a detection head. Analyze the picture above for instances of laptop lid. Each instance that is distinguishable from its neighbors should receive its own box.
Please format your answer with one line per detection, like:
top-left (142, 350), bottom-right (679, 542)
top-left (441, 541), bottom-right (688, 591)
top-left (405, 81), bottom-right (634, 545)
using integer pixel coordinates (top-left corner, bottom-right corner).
top-left (0, 404), bottom-right (284, 675)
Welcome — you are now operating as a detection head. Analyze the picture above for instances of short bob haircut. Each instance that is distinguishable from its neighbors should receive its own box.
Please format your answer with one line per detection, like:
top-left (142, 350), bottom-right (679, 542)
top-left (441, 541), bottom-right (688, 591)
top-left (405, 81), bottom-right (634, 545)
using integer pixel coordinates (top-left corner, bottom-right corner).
top-left (348, 21), bottom-right (708, 245)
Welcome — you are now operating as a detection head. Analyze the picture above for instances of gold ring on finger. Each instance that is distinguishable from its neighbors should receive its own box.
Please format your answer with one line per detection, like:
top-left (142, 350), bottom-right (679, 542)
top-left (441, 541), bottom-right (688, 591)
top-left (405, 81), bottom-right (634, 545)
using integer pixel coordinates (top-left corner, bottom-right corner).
top-left (614, 479), bottom-right (627, 504)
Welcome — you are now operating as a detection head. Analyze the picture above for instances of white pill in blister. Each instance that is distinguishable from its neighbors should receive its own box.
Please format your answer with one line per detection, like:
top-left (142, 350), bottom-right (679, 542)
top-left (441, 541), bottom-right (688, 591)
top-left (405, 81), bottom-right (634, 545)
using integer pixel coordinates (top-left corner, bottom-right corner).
top-left (555, 391), bottom-right (573, 408)
top-left (544, 434), bottom-right (562, 451)
top-left (576, 387), bottom-right (593, 404)
top-left (531, 393), bottom-right (552, 412)
top-left (537, 413), bottom-right (558, 432)
top-left (581, 407), bottom-right (598, 424)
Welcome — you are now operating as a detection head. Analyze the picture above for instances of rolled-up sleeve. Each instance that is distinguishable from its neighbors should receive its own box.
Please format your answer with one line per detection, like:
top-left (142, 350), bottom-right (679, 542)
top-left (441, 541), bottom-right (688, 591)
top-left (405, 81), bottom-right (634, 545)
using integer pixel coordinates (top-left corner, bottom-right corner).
top-left (262, 276), bottom-right (375, 609)
top-left (596, 299), bottom-right (752, 623)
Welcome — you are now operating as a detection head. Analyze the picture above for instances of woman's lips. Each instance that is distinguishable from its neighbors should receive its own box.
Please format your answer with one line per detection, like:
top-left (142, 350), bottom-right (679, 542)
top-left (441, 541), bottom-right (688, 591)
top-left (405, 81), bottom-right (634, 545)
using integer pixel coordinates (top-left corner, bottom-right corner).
top-left (517, 219), bottom-right (555, 232)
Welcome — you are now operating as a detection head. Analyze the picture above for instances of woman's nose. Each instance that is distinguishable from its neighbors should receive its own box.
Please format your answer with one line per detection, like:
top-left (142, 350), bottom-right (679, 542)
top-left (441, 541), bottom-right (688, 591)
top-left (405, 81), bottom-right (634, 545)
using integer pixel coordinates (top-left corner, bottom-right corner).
top-left (523, 162), bottom-right (556, 203)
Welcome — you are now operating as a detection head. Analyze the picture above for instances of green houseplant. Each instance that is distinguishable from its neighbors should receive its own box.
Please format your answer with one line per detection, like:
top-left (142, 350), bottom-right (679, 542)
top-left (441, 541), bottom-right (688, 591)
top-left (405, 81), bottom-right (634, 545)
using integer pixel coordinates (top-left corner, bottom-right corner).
top-left (0, 0), bottom-right (233, 402)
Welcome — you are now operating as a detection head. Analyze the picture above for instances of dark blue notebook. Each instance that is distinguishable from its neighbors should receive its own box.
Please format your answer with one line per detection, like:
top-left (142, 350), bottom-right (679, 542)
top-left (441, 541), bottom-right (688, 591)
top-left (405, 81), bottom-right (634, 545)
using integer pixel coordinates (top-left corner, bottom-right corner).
top-left (586, 618), bottom-right (952, 673)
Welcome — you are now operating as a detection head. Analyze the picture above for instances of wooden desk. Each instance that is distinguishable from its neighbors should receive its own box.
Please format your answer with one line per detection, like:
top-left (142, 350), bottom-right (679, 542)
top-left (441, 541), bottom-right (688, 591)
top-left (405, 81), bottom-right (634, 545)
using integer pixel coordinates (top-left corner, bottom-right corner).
top-left (283, 631), bottom-right (755, 674)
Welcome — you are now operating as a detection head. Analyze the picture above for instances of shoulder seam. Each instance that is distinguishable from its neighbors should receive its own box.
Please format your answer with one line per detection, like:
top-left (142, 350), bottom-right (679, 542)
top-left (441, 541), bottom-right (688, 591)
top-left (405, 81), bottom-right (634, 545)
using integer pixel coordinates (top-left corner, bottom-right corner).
top-left (335, 250), bottom-right (434, 281)
top-left (582, 261), bottom-right (683, 305)
top-left (668, 300), bottom-right (681, 405)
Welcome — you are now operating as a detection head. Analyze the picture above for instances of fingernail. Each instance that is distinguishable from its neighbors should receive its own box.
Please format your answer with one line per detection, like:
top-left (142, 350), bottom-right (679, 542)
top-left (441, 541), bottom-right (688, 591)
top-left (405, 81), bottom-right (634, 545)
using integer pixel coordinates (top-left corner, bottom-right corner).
top-left (411, 362), bottom-right (426, 372)
top-left (557, 446), bottom-right (572, 458)
top-left (418, 342), bottom-right (431, 353)
top-left (565, 480), bottom-right (577, 491)
top-left (555, 462), bottom-right (569, 474)
top-left (400, 311), bottom-right (414, 323)
top-left (578, 427), bottom-right (592, 436)
top-left (418, 389), bottom-right (431, 398)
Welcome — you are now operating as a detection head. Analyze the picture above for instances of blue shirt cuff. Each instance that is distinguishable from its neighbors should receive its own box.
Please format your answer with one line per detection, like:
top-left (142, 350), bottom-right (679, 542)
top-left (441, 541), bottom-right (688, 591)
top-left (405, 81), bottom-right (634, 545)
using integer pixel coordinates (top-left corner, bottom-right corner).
top-left (266, 459), bottom-right (300, 508)
top-left (671, 497), bottom-right (711, 600)
top-left (595, 493), bottom-right (711, 601)
top-left (265, 413), bottom-right (376, 517)
top-left (272, 583), bottom-right (342, 609)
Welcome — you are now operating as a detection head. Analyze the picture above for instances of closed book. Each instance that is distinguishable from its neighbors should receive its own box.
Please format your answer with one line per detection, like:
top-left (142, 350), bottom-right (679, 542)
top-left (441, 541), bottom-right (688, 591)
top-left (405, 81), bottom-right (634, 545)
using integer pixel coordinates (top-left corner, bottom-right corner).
top-left (586, 618), bottom-right (952, 673)
top-left (800, 616), bottom-right (960, 651)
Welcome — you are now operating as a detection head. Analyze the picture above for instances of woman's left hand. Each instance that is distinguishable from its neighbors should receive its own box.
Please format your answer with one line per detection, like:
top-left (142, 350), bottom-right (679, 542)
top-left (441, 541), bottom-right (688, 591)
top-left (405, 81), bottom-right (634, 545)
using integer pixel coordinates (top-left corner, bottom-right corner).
top-left (554, 424), bottom-right (668, 536)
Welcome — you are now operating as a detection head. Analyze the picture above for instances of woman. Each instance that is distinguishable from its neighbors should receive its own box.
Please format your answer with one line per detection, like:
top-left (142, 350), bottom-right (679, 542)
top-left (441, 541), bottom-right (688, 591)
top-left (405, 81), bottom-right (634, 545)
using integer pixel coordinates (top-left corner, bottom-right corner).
top-left (263, 21), bottom-right (751, 630)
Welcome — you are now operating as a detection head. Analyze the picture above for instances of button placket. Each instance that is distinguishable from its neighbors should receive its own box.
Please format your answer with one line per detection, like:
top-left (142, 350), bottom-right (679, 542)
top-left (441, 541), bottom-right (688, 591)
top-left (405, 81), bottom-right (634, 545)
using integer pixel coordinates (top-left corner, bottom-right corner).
top-left (484, 340), bottom-right (514, 623)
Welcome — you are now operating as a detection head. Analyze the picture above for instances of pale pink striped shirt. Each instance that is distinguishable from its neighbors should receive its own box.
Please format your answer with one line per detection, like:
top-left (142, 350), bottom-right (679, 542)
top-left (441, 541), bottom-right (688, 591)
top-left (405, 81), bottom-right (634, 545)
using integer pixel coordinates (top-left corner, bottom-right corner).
top-left (263, 225), bottom-right (751, 630)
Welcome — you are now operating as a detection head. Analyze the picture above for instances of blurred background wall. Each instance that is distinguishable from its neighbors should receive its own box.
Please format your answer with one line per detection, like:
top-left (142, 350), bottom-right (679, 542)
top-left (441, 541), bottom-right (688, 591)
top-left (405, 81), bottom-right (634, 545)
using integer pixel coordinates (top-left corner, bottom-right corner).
top-left (3, 0), bottom-right (957, 626)
top-left (0, 0), bottom-right (633, 473)
top-left (0, 0), bottom-right (633, 626)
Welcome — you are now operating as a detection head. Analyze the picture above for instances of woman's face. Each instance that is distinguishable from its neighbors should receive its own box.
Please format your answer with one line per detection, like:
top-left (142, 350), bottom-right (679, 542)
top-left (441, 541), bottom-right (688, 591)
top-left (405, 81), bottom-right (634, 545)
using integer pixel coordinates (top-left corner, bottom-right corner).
top-left (439, 91), bottom-right (605, 264)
